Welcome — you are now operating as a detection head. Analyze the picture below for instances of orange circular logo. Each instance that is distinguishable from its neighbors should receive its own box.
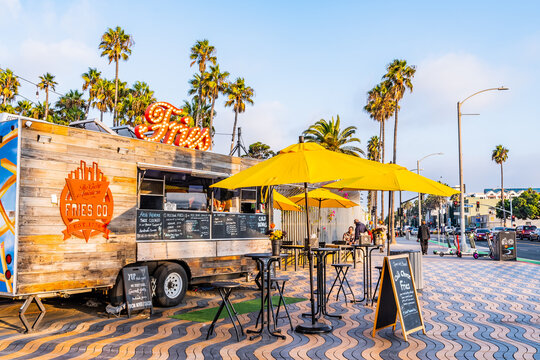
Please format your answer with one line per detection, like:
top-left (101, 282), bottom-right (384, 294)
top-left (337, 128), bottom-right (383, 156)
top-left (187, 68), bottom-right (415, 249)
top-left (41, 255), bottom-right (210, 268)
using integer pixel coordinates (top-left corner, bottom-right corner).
top-left (60, 161), bottom-right (114, 242)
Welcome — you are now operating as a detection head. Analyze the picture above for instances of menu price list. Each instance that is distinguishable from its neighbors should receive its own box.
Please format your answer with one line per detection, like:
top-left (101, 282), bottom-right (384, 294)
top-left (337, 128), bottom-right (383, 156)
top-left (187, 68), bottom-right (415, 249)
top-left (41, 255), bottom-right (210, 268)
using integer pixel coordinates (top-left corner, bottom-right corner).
top-left (163, 212), bottom-right (210, 240)
top-left (389, 257), bottom-right (422, 331)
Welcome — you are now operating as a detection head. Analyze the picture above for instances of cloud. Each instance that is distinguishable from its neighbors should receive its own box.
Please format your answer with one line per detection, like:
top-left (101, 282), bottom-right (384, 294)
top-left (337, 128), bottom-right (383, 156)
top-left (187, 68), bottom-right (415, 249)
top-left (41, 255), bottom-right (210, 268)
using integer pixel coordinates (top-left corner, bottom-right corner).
top-left (0, 0), bottom-right (21, 17)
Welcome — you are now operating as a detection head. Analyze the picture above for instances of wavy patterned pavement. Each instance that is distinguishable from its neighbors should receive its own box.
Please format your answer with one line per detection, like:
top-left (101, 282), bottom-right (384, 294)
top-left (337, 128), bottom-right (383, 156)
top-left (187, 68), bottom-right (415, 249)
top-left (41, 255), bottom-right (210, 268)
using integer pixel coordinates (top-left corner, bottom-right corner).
top-left (0, 239), bottom-right (538, 359)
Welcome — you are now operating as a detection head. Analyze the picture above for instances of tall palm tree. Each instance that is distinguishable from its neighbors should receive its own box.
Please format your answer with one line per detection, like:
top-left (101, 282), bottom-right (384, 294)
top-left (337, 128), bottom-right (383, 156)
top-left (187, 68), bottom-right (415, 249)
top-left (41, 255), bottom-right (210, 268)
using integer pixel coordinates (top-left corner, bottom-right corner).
top-left (190, 39), bottom-right (216, 127)
top-left (303, 115), bottom-right (364, 156)
top-left (37, 72), bottom-right (57, 121)
top-left (365, 81), bottom-right (395, 223)
top-left (92, 78), bottom-right (115, 122)
top-left (15, 100), bottom-right (33, 117)
top-left (182, 98), bottom-right (212, 128)
top-left (82, 67), bottom-right (102, 119)
top-left (383, 59), bottom-right (416, 243)
top-left (0, 68), bottom-right (20, 105)
top-left (118, 81), bottom-right (155, 126)
top-left (224, 78), bottom-right (254, 154)
top-left (207, 65), bottom-right (229, 148)
top-left (99, 26), bottom-right (134, 126)
top-left (492, 145), bottom-right (509, 226)
top-left (367, 136), bottom-right (381, 225)
top-left (30, 102), bottom-right (46, 120)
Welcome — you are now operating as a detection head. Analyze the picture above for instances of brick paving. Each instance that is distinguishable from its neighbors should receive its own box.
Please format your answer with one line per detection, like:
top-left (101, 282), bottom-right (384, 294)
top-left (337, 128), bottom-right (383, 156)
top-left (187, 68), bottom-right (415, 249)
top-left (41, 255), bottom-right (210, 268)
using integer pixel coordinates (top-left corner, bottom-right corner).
top-left (0, 238), bottom-right (538, 359)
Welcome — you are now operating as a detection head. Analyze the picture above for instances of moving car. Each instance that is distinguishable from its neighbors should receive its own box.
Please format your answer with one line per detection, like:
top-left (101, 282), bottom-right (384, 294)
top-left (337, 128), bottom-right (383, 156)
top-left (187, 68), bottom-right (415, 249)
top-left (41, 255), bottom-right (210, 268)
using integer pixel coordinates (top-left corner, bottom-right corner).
top-left (491, 227), bottom-right (505, 236)
top-left (530, 228), bottom-right (540, 241)
top-left (410, 227), bottom-right (418, 236)
top-left (516, 225), bottom-right (537, 240)
top-left (444, 226), bottom-right (455, 234)
top-left (474, 228), bottom-right (493, 241)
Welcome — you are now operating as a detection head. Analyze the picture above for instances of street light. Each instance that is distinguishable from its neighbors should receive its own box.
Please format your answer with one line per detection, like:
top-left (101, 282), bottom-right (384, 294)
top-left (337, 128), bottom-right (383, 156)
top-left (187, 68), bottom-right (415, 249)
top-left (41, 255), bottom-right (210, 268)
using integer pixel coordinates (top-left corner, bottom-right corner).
top-left (417, 153), bottom-right (444, 226)
top-left (457, 86), bottom-right (508, 250)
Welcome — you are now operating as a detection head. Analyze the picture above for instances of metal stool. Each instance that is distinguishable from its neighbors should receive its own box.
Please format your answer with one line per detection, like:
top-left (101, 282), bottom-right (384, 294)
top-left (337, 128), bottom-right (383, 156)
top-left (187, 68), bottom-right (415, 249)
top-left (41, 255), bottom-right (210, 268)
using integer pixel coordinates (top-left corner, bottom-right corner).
top-left (371, 266), bottom-right (383, 305)
top-left (327, 264), bottom-right (356, 303)
top-left (255, 276), bottom-right (293, 331)
top-left (206, 281), bottom-right (244, 341)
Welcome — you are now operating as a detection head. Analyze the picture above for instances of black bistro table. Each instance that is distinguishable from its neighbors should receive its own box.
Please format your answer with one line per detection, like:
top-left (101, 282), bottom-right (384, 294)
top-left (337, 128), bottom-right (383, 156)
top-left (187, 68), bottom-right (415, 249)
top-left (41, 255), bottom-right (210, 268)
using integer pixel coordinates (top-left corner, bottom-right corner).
top-left (351, 244), bottom-right (381, 303)
top-left (244, 253), bottom-right (288, 340)
top-left (302, 247), bottom-right (342, 321)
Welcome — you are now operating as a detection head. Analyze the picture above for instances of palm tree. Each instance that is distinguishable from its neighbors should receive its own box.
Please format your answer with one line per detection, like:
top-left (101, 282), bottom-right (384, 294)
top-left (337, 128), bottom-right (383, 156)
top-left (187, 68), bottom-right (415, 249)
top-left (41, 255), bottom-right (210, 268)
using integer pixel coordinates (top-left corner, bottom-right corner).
top-left (92, 78), bottom-right (115, 122)
top-left (182, 98), bottom-right (212, 128)
top-left (383, 59), bottom-right (416, 243)
top-left (0, 68), bottom-right (20, 105)
top-left (15, 100), bottom-right (33, 117)
top-left (190, 39), bottom-right (217, 127)
top-left (367, 136), bottom-right (381, 225)
top-left (30, 102), bottom-right (46, 120)
top-left (303, 116), bottom-right (364, 156)
top-left (37, 72), bottom-right (58, 121)
top-left (224, 78), bottom-right (254, 154)
top-left (118, 81), bottom-right (155, 126)
top-left (207, 65), bottom-right (229, 148)
top-left (82, 68), bottom-right (102, 119)
top-left (188, 72), bottom-right (210, 105)
top-left (492, 145), bottom-right (509, 226)
top-left (55, 90), bottom-right (86, 123)
top-left (99, 26), bottom-right (134, 126)
top-left (365, 81), bottom-right (395, 223)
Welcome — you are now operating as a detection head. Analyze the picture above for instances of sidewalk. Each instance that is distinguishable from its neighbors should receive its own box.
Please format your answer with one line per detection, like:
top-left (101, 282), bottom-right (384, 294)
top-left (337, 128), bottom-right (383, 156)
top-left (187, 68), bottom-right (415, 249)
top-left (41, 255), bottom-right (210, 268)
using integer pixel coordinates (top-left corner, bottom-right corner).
top-left (0, 238), bottom-right (537, 359)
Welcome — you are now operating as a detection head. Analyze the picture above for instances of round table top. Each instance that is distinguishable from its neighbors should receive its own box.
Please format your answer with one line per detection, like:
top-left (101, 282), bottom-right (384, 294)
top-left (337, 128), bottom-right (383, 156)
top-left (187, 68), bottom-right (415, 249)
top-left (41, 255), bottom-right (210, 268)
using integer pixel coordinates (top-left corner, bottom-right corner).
top-left (244, 253), bottom-right (287, 259)
top-left (312, 247), bottom-right (338, 252)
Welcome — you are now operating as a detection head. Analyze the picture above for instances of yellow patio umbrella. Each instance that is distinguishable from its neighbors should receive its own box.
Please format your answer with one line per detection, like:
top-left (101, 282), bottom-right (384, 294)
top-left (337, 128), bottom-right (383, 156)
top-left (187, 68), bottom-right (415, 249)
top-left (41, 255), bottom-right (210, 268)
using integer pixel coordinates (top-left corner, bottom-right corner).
top-left (273, 190), bottom-right (301, 211)
top-left (288, 188), bottom-right (358, 239)
top-left (211, 140), bottom-right (387, 333)
top-left (324, 164), bottom-right (459, 196)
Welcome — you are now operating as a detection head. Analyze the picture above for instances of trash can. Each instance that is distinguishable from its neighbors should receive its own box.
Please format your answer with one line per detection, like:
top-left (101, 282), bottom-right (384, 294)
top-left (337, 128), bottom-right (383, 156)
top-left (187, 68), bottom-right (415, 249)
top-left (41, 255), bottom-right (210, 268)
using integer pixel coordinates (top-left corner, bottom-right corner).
top-left (406, 231), bottom-right (410, 240)
top-left (493, 231), bottom-right (517, 261)
top-left (389, 250), bottom-right (423, 291)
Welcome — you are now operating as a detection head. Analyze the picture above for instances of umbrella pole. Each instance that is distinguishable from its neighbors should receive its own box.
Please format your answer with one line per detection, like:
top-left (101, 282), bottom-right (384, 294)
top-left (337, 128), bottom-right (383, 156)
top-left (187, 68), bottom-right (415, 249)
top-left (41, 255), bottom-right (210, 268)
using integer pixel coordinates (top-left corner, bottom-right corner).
top-left (295, 183), bottom-right (332, 334)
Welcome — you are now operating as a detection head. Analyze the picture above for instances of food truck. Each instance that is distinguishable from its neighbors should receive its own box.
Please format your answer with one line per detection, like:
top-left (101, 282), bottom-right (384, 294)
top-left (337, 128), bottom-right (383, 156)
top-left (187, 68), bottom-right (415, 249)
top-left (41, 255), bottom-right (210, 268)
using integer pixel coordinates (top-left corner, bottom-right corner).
top-left (0, 104), bottom-right (270, 321)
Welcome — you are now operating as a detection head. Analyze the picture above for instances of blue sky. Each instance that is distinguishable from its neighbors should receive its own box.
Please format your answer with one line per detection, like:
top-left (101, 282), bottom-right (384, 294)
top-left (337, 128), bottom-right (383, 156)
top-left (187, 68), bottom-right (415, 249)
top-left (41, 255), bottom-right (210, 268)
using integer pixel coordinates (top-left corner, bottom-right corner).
top-left (1, 0), bottom-right (539, 195)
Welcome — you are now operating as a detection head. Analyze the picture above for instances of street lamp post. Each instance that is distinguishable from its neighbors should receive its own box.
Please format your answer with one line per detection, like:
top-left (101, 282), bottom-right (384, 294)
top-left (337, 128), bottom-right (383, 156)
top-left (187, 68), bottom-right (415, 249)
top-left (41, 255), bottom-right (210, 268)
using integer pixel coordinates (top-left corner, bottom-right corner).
top-left (457, 87), bottom-right (508, 250)
top-left (417, 153), bottom-right (443, 226)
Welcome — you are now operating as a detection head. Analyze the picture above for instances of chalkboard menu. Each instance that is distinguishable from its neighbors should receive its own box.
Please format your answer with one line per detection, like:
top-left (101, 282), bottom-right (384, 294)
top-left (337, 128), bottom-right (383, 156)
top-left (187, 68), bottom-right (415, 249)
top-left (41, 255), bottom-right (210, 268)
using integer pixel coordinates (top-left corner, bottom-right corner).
top-left (163, 211), bottom-right (211, 240)
top-left (136, 210), bottom-right (163, 240)
top-left (372, 255), bottom-right (425, 341)
top-left (122, 266), bottom-right (153, 317)
top-left (212, 213), bottom-right (268, 239)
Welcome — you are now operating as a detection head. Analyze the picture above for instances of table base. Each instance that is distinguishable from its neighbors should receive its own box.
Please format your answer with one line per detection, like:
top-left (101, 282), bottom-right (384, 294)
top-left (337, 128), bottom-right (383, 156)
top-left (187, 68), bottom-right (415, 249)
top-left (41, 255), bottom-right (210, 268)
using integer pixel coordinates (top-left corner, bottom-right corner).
top-left (295, 323), bottom-right (333, 334)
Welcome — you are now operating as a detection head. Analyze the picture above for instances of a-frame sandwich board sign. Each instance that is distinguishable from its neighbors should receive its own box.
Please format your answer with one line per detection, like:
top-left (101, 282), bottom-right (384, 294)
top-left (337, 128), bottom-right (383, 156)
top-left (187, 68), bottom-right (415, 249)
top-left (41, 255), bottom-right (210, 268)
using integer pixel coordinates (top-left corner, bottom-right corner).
top-left (372, 254), bottom-right (425, 341)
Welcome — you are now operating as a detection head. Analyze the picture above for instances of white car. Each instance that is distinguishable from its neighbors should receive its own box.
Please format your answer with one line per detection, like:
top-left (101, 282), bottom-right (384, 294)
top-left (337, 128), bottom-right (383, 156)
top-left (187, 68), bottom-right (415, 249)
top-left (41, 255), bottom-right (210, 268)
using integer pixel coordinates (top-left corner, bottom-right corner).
top-left (444, 226), bottom-right (455, 234)
top-left (410, 227), bottom-right (418, 236)
top-left (491, 227), bottom-right (505, 236)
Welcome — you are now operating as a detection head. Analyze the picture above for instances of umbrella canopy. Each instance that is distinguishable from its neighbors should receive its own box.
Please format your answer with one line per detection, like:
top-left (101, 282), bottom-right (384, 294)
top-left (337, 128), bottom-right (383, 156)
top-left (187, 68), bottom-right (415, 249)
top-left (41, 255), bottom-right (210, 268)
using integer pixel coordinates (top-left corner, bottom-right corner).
top-left (324, 164), bottom-right (459, 196)
top-left (288, 188), bottom-right (358, 208)
top-left (210, 142), bottom-right (387, 190)
top-left (273, 190), bottom-right (301, 211)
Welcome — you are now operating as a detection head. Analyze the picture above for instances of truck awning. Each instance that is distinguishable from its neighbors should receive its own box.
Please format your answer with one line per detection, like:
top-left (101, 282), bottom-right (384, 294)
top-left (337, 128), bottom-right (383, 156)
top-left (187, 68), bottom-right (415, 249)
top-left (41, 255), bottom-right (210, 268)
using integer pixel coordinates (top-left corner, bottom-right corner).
top-left (137, 162), bottom-right (230, 179)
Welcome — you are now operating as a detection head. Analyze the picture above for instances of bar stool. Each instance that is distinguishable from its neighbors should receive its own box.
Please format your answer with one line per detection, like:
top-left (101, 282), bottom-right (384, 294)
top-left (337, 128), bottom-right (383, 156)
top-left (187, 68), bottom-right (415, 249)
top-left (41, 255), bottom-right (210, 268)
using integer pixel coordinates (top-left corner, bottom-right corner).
top-left (327, 263), bottom-right (355, 303)
top-left (371, 266), bottom-right (383, 305)
top-left (206, 281), bottom-right (244, 341)
top-left (255, 276), bottom-right (293, 331)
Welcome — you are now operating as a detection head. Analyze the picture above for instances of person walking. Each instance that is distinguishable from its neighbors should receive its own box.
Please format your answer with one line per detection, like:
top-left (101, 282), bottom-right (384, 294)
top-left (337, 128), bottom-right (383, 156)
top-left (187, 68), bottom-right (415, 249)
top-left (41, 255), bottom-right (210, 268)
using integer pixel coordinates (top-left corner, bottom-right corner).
top-left (418, 220), bottom-right (430, 255)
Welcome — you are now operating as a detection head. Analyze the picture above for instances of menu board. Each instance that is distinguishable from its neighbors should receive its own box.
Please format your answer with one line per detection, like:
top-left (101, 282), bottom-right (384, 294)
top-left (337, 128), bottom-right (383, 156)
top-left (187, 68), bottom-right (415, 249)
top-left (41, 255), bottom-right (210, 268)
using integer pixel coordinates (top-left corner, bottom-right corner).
top-left (212, 213), bottom-right (268, 239)
top-left (122, 266), bottom-right (153, 317)
top-left (163, 211), bottom-right (211, 240)
top-left (372, 255), bottom-right (425, 341)
top-left (136, 210), bottom-right (163, 240)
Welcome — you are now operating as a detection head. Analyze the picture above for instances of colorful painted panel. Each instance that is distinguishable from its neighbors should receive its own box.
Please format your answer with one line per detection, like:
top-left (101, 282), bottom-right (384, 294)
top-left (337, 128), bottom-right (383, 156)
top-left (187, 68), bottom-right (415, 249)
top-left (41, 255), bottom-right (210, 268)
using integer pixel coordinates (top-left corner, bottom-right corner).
top-left (0, 119), bottom-right (18, 293)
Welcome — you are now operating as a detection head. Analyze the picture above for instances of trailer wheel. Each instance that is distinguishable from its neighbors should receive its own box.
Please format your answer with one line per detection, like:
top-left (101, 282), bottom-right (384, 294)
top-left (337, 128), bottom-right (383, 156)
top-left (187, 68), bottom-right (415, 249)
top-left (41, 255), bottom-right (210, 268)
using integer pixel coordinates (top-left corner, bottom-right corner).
top-left (109, 273), bottom-right (124, 306)
top-left (154, 263), bottom-right (188, 307)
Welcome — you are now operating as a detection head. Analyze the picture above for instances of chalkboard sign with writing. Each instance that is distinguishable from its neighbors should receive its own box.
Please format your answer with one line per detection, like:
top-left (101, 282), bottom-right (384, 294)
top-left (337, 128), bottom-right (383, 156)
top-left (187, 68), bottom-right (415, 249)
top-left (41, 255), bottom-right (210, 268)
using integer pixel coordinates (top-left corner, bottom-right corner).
top-left (122, 266), bottom-right (153, 317)
top-left (212, 213), bottom-right (268, 238)
top-left (163, 211), bottom-right (211, 240)
top-left (136, 210), bottom-right (163, 240)
top-left (372, 255), bottom-right (425, 341)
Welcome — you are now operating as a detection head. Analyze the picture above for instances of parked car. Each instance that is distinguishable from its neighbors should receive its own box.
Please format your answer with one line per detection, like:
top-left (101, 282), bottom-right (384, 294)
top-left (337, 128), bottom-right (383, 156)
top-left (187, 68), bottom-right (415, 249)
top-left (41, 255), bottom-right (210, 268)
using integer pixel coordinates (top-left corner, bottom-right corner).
top-left (529, 228), bottom-right (540, 241)
top-left (516, 225), bottom-right (537, 240)
top-left (444, 226), bottom-right (455, 234)
top-left (474, 228), bottom-right (493, 241)
top-left (410, 227), bottom-right (418, 236)
top-left (465, 227), bottom-right (476, 235)
top-left (491, 227), bottom-right (505, 236)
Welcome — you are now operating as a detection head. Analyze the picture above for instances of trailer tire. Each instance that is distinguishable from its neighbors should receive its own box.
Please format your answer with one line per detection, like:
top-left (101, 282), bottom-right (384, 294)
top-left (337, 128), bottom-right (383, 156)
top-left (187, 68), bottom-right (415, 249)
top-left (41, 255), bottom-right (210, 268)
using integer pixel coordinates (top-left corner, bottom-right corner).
top-left (154, 263), bottom-right (188, 307)
top-left (109, 273), bottom-right (124, 306)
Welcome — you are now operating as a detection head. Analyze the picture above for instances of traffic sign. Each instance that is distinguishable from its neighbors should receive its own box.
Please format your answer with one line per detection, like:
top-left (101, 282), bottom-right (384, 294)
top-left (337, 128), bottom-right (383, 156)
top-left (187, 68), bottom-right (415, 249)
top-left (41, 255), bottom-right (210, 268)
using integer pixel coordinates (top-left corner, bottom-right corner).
top-left (464, 204), bottom-right (473, 208)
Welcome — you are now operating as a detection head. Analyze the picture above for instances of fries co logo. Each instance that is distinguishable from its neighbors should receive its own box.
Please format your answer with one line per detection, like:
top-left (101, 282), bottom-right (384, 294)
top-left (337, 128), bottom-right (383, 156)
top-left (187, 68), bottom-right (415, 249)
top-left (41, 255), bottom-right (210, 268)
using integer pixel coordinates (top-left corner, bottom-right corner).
top-left (60, 161), bottom-right (114, 242)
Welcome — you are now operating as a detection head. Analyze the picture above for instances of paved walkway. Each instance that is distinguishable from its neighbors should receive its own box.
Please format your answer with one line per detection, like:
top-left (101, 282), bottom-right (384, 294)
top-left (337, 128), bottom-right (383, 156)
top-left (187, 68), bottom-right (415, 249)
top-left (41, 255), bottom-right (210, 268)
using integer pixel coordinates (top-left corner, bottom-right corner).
top-left (0, 238), bottom-right (538, 359)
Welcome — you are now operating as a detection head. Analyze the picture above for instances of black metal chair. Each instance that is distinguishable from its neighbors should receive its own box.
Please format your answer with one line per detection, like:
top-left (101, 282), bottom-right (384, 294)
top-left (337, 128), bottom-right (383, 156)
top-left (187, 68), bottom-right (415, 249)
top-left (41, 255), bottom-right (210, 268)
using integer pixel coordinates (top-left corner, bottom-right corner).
top-left (327, 263), bottom-right (356, 303)
top-left (206, 281), bottom-right (244, 341)
top-left (255, 276), bottom-right (293, 331)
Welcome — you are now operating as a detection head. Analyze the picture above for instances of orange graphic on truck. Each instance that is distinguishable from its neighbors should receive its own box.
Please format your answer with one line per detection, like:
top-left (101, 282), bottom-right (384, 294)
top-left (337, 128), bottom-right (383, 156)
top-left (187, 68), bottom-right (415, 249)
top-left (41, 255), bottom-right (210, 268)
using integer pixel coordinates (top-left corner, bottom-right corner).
top-left (60, 161), bottom-right (114, 242)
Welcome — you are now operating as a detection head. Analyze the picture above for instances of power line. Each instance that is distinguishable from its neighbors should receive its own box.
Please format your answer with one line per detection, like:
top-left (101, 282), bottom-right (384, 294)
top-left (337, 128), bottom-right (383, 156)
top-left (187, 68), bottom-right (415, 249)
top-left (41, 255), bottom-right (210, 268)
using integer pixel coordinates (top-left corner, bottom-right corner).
top-left (0, 67), bottom-right (66, 98)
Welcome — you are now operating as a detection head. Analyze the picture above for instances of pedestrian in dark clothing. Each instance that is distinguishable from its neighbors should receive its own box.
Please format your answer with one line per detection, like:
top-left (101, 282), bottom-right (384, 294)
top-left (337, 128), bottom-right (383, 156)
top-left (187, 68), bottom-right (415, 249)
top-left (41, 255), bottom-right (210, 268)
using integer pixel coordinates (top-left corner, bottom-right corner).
top-left (354, 219), bottom-right (367, 242)
top-left (418, 220), bottom-right (430, 255)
